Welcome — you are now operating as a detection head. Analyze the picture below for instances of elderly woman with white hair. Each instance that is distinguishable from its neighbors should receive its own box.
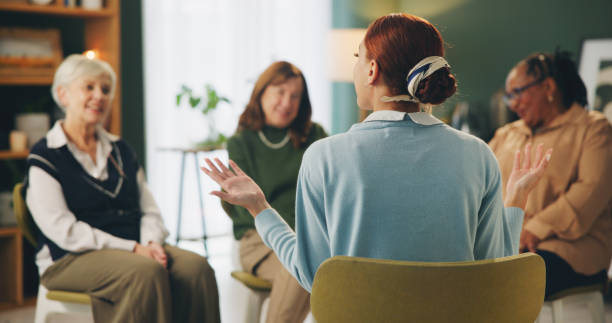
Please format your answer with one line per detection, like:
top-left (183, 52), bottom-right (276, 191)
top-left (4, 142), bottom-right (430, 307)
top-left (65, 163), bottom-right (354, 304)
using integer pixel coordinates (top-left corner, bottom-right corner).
top-left (24, 54), bottom-right (220, 323)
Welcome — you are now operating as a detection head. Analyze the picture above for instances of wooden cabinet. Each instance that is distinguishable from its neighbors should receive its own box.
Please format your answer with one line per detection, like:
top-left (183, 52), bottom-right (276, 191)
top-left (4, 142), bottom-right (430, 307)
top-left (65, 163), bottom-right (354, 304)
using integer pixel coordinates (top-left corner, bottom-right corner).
top-left (0, 227), bottom-right (23, 309)
top-left (0, 0), bottom-right (122, 310)
top-left (0, 0), bottom-right (122, 136)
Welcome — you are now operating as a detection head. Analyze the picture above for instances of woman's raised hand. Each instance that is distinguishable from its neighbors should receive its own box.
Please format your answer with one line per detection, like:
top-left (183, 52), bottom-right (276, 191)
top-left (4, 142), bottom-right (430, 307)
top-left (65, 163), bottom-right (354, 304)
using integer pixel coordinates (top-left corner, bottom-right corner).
top-left (504, 143), bottom-right (553, 210)
top-left (201, 158), bottom-right (271, 218)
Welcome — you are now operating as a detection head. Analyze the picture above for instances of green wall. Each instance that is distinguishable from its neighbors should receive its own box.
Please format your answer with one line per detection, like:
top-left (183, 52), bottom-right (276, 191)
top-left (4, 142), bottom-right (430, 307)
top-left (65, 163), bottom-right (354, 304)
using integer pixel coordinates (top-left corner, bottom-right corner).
top-left (120, 0), bottom-right (146, 169)
top-left (331, 0), bottom-right (612, 135)
top-left (126, 1), bottom-right (612, 147)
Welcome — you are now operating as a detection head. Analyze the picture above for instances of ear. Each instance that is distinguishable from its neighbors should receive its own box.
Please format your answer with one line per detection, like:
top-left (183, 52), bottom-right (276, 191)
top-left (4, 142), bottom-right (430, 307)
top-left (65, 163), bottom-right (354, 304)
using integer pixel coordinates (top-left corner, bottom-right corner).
top-left (543, 77), bottom-right (557, 99)
top-left (367, 59), bottom-right (380, 85)
top-left (56, 85), bottom-right (69, 107)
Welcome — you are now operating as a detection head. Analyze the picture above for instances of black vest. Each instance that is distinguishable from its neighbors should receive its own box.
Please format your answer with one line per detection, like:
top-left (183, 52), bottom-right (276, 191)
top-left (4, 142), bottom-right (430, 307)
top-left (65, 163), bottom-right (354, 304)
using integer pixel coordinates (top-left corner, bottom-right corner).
top-left (24, 138), bottom-right (142, 261)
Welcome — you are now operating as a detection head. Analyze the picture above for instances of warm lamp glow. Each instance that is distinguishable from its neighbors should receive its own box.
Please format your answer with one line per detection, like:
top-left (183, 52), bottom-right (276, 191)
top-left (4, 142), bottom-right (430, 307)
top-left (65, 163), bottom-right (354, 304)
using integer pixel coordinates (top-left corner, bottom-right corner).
top-left (84, 50), bottom-right (98, 59)
top-left (327, 29), bottom-right (366, 82)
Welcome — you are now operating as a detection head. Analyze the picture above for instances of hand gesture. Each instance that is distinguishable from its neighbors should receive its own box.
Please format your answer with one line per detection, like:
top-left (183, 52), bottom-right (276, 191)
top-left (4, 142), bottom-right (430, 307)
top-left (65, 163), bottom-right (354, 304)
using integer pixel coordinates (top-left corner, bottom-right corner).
top-left (504, 143), bottom-right (552, 210)
top-left (133, 242), bottom-right (167, 268)
top-left (201, 158), bottom-right (271, 217)
top-left (148, 241), bottom-right (168, 268)
top-left (520, 229), bottom-right (541, 253)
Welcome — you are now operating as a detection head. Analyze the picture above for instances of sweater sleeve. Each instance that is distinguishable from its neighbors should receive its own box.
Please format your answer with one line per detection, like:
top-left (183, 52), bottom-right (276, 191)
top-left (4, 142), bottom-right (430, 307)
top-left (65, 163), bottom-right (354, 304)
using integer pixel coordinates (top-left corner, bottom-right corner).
top-left (137, 168), bottom-right (169, 245)
top-left (474, 146), bottom-right (525, 258)
top-left (254, 145), bottom-right (329, 292)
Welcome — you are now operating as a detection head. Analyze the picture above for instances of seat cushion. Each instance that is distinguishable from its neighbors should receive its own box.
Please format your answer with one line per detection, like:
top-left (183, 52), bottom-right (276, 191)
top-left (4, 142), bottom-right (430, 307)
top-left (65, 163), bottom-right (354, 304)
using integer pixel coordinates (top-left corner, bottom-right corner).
top-left (46, 290), bottom-right (91, 305)
top-left (546, 283), bottom-right (604, 301)
top-left (231, 271), bottom-right (272, 292)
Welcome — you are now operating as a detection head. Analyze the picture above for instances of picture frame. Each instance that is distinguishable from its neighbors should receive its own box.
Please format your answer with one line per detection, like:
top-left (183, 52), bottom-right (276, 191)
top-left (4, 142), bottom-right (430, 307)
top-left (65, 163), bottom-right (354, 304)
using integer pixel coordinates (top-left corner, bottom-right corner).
top-left (578, 38), bottom-right (612, 122)
top-left (0, 27), bottom-right (63, 80)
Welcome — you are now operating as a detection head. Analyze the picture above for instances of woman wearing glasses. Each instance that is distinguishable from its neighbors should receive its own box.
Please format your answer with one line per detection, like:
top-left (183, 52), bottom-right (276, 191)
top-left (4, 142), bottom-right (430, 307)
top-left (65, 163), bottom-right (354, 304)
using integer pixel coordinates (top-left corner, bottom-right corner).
top-left (203, 13), bottom-right (553, 292)
top-left (489, 51), bottom-right (612, 298)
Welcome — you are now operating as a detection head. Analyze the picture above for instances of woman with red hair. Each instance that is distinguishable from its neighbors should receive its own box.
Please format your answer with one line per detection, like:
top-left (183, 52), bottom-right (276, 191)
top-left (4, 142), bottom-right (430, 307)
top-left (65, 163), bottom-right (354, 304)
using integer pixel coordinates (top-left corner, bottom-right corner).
top-left (203, 13), bottom-right (551, 292)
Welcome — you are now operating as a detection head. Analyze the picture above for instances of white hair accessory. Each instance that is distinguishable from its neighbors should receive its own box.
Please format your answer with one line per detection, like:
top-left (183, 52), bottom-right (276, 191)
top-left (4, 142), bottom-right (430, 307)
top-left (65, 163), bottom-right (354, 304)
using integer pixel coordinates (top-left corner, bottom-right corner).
top-left (380, 56), bottom-right (450, 103)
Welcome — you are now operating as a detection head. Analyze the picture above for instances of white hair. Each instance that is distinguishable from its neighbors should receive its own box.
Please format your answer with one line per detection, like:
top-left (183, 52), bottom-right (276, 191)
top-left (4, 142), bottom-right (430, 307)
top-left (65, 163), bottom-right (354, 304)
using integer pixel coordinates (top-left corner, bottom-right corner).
top-left (51, 54), bottom-right (117, 109)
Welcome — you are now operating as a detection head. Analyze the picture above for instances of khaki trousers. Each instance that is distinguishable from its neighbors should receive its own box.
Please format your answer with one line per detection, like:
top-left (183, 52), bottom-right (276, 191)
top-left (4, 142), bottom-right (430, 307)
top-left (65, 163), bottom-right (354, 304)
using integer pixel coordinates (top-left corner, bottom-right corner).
top-left (41, 244), bottom-right (220, 323)
top-left (240, 229), bottom-right (310, 323)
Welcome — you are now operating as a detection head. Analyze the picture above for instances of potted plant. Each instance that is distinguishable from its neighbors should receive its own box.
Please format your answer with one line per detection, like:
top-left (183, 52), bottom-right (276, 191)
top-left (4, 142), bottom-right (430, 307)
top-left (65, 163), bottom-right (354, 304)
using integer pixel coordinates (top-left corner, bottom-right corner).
top-left (176, 84), bottom-right (231, 149)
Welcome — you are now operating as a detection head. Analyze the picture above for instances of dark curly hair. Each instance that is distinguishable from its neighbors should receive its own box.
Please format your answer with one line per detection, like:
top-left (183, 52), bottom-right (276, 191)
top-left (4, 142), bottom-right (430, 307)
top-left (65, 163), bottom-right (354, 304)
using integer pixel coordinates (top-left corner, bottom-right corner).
top-left (522, 50), bottom-right (588, 109)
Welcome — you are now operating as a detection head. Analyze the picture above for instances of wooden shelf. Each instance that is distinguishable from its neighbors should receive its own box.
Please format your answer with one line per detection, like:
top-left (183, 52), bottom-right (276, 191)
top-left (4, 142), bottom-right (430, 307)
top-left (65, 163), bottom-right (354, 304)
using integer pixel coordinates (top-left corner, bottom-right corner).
top-left (0, 3), bottom-right (114, 18)
top-left (0, 150), bottom-right (29, 160)
top-left (0, 226), bottom-right (20, 236)
top-left (0, 76), bottom-right (53, 86)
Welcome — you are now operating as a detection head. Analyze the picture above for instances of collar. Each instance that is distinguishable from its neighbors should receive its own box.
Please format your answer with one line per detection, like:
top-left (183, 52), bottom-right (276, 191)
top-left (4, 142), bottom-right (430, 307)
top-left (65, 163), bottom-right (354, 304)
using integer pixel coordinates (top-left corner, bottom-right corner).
top-left (363, 110), bottom-right (443, 126)
top-left (46, 120), bottom-right (120, 149)
top-left (545, 103), bottom-right (585, 129)
top-left (513, 103), bottom-right (586, 135)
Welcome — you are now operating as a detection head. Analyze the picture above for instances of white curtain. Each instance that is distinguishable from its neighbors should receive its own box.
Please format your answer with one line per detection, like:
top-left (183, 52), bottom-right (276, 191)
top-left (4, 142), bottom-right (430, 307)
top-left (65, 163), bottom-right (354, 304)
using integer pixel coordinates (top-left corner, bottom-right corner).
top-left (143, 0), bottom-right (331, 245)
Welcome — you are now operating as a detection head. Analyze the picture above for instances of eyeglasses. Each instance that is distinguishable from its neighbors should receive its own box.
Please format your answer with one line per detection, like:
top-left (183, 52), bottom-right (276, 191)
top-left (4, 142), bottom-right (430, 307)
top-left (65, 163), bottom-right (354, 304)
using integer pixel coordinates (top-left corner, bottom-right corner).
top-left (502, 78), bottom-right (545, 106)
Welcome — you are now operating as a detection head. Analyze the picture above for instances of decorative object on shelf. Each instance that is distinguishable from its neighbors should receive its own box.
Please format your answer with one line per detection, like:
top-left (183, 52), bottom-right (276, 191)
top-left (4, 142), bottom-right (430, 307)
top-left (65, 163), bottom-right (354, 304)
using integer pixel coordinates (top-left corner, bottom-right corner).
top-left (15, 94), bottom-right (52, 148)
top-left (0, 191), bottom-right (15, 226)
top-left (16, 112), bottom-right (49, 148)
top-left (0, 27), bottom-right (62, 81)
top-left (81, 0), bottom-right (103, 10)
top-left (9, 130), bottom-right (27, 152)
top-left (176, 84), bottom-right (231, 149)
top-left (579, 38), bottom-right (612, 123)
top-left (30, 0), bottom-right (53, 5)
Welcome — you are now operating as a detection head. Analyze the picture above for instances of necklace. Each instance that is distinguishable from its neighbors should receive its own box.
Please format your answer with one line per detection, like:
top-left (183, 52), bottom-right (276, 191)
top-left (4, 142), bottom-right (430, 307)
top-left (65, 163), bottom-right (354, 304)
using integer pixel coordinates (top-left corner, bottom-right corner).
top-left (258, 130), bottom-right (290, 149)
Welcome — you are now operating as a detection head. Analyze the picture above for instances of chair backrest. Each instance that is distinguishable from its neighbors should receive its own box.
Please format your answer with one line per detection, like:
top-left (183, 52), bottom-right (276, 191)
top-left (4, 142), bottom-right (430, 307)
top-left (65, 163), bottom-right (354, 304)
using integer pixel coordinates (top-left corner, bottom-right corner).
top-left (311, 253), bottom-right (545, 323)
top-left (13, 182), bottom-right (39, 247)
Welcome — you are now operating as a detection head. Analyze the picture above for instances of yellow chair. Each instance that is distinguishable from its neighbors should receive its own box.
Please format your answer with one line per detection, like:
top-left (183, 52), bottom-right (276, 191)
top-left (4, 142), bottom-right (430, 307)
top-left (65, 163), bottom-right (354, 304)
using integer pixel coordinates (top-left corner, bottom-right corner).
top-left (230, 270), bottom-right (272, 323)
top-left (13, 183), bottom-right (93, 323)
top-left (310, 253), bottom-right (546, 323)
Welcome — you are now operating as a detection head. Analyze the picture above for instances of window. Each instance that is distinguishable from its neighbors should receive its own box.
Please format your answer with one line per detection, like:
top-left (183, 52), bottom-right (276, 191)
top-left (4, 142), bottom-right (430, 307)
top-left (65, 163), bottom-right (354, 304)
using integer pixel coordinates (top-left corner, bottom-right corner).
top-left (143, 0), bottom-right (331, 243)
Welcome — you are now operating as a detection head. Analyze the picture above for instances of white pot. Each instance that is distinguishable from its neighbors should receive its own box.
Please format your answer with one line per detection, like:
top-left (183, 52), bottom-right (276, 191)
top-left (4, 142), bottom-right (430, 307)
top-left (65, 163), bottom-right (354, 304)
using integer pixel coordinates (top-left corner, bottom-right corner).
top-left (82, 0), bottom-right (103, 10)
top-left (15, 113), bottom-right (50, 148)
top-left (30, 0), bottom-right (53, 5)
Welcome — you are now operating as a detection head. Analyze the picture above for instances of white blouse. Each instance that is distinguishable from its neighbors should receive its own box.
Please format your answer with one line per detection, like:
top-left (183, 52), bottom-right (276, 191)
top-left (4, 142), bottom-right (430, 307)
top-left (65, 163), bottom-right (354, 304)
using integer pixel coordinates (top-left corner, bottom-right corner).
top-left (26, 121), bottom-right (168, 275)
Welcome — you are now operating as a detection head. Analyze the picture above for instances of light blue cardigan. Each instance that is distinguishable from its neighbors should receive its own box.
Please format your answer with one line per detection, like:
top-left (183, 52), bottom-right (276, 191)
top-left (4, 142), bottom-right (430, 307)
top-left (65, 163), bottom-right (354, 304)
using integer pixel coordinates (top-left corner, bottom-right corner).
top-left (255, 110), bottom-right (524, 292)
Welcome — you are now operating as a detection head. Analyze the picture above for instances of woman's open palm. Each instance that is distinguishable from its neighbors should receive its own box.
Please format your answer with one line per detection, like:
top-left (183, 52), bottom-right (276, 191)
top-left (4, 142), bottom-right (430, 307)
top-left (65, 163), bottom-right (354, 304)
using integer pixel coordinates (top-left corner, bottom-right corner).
top-left (201, 158), bottom-right (269, 216)
top-left (504, 143), bottom-right (553, 209)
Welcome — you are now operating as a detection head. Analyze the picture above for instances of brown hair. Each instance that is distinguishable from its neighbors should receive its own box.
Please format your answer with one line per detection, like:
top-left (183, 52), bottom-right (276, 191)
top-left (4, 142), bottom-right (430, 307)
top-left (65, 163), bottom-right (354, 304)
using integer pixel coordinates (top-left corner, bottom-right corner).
top-left (364, 13), bottom-right (456, 105)
top-left (238, 61), bottom-right (313, 148)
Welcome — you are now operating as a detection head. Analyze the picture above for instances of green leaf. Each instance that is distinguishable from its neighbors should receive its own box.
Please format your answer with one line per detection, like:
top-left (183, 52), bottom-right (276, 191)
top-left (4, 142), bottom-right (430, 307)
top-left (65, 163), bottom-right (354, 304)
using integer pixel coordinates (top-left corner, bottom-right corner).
top-left (176, 94), bottom-right (182, 106)
top-left (189, 97), bottom-right (201, 108)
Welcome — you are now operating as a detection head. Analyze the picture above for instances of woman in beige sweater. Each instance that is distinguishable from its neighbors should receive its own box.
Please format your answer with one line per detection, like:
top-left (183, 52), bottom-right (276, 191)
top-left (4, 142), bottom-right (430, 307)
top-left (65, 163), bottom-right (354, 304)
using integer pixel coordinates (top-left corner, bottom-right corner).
top-left (490, 50), bottom-right (612, 298)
